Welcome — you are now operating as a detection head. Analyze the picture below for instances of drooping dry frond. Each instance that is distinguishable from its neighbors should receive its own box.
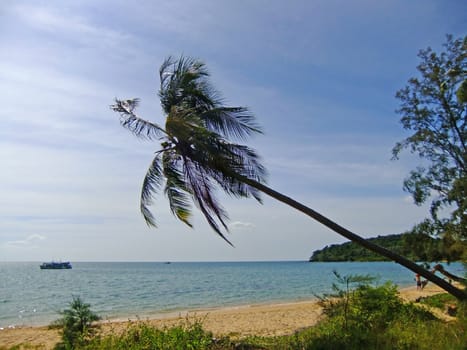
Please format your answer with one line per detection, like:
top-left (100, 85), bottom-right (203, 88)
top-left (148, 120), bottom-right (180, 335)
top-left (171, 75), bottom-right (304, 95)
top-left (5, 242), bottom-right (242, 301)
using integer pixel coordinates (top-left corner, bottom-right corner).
top-left (111, 98), bottom-right (166, 140)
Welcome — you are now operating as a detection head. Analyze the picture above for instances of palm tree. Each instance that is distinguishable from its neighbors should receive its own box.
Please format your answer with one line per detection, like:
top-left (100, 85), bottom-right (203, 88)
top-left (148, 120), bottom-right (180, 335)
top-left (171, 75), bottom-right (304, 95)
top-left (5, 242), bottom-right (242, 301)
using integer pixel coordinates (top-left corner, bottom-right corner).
top-left (54, 296), bottom-right (100, 348)
top-left (112, 56), bottom-right (465, 300)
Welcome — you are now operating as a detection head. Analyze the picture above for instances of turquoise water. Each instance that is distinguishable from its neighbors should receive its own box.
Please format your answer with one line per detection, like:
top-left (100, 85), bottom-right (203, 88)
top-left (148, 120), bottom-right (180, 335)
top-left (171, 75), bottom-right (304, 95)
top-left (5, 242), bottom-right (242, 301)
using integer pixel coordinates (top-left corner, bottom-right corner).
top-left (0, 261), bottom-right (464, 328)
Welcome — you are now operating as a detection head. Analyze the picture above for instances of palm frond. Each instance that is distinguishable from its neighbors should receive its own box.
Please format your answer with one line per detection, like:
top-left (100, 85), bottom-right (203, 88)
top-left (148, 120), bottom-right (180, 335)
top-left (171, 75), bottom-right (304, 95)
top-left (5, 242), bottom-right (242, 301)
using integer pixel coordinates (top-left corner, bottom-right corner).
top-left (162, 151), bottom-right (193, 227)
top-left (183, 158), bottom-right (233, 245)
top-left (200, 107), bottom-right (263, 140)
top-left (140, 155), bottom-right (163, 227)
top-left (115, 55), bottom-right (268, 246)
top-left (111, 98), bottom-right (165, 140)
top-left (222, 143), bottom-right (267, 181)
top-left (185, 134), bottom-right (267, 202)
top-left (159, 56), bottom-right (220, 115)
top-left (165, 107), bottom-right (202, 140)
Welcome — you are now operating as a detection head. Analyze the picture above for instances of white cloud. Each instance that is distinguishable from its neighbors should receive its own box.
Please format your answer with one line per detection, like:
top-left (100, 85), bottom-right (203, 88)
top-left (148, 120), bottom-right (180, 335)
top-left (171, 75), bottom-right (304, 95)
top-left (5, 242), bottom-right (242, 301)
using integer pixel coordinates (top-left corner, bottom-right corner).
top-left (0, 63), bottom-right (112, 101)
top-left (230, 221), bottom-right (255, 231)
top-left (6, 234), bottom-right (46, 247)
top-left (261, 140), bottom-right (407, 196)
top-left (12, 4), bottom-right (132, 49)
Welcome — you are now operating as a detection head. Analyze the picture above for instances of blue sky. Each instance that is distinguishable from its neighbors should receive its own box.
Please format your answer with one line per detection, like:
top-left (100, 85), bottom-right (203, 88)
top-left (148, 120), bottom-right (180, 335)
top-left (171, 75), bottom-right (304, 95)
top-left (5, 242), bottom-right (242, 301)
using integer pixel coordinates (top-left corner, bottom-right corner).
top-left (1, 1), bottom-right (465, 261)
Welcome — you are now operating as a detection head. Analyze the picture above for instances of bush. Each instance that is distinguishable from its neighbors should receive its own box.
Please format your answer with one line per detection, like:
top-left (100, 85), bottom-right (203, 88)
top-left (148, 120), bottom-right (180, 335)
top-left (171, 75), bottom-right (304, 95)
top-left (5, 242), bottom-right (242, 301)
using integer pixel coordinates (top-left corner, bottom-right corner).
top-left (81, 320), bottom-right (221, 350)
top-left (418, 292), bottom-right (457, 309)
top-left (52, 296), bottom-right (100, 349)
top-left (298, 274), bottom-right (441, 349)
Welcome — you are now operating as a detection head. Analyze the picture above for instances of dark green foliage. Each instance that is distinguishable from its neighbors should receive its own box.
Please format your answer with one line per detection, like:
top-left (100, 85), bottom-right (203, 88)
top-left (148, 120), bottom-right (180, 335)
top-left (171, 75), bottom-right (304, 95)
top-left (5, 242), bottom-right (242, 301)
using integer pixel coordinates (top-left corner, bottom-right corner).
top-left (419, 292), bottom-right (457, 309)
top-left (392, 34), bottom-right (466, 245)
top-left (292, 313), bottom-right (466, 350)
top-left (52, 296), bottom-right (100, 349)
top-left (318, 273), bottom-right (435, 331)
top-left (309, 233), bottom-right (451, 262)
top-left (81, 320), bottom-right (220, 350)
top-left (77, 319), bottom-right (270, 350)
top-left (0, 345), bottom-right (45, 350)
top-left (287, 276), bottom-right (462, 350)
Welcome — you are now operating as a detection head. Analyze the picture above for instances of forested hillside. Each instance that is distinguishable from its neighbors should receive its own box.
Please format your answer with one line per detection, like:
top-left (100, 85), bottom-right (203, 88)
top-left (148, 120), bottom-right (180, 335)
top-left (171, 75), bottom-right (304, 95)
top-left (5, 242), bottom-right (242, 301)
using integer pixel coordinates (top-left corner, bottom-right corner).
top-left (309, 233), bottom-right (453, 262)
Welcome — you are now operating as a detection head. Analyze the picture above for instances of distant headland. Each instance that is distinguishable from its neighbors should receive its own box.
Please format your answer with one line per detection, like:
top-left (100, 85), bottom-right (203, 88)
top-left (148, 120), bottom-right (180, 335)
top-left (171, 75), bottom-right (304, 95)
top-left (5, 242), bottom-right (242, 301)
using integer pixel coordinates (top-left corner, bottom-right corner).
top-left (309, 233), bottom-right (457, 262)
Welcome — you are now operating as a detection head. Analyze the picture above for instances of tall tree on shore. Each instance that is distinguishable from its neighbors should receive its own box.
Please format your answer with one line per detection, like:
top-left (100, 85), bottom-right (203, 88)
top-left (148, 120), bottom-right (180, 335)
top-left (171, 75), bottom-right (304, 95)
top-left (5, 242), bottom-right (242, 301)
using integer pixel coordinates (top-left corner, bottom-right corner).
top-left (112, 56), bottom-right (465, 300)
top-left (392, 35), bottom-right (466, 261)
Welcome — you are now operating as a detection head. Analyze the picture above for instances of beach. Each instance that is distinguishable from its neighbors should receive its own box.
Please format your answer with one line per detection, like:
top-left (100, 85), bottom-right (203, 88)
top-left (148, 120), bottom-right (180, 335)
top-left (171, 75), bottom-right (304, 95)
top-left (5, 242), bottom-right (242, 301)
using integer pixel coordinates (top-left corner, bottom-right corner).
top-left (0, 283), bottom-right (451, 350)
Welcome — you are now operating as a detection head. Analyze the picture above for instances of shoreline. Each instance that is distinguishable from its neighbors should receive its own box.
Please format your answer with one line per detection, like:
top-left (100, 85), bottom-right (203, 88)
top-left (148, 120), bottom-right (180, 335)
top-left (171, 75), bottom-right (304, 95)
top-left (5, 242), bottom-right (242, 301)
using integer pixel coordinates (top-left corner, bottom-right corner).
top-left (0, 282), bottom-right (451, 349)
top-left (0, 279), bottom-right (420, 330)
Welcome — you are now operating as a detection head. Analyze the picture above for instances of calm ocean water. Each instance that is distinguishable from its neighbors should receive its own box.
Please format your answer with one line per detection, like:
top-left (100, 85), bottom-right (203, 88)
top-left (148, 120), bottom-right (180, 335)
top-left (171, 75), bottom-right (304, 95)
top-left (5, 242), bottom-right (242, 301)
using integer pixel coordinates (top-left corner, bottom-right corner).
top-left (0, 261), bottom-right (464, 328)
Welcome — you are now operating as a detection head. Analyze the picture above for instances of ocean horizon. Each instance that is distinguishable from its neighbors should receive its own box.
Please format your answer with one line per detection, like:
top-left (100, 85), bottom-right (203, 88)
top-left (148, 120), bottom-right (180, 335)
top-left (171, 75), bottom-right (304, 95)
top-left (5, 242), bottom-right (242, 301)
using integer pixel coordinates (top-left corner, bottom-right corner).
top-left (1, 261), bottom-right (464, 328)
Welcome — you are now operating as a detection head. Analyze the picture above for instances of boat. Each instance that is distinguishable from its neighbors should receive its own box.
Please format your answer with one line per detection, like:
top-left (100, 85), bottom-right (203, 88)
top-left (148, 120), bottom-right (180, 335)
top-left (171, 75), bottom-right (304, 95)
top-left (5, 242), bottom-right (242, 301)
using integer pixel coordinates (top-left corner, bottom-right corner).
top-left (40, 261), bottom-right (72, 269)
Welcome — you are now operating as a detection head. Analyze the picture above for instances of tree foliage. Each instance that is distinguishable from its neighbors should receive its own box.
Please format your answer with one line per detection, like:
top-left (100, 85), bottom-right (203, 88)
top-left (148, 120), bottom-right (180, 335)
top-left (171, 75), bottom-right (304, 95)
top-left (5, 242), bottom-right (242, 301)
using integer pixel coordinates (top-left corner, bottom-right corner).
top-left (310, 278), bottom-right (446, 350)
top-left (112, 56), bottom-right (265, 244)
top-left (308, 233), bottom-right (461, 262)
top-left (52, 296), bottom-right (100, 349)
top-left (392, 35), bottom-right (466, 247)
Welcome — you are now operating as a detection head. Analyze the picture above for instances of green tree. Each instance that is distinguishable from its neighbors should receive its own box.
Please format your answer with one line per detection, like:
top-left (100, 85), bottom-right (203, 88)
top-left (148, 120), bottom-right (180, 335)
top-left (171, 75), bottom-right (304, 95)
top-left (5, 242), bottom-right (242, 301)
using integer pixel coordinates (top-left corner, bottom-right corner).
top-left (112, 56), bottom-right (465, 300)
top-left (53, 296), bottom-right (100, 349)
top-left (317, 271), bottom-right (376, 330)
top-left (392, 35), bottom-right (466, 258)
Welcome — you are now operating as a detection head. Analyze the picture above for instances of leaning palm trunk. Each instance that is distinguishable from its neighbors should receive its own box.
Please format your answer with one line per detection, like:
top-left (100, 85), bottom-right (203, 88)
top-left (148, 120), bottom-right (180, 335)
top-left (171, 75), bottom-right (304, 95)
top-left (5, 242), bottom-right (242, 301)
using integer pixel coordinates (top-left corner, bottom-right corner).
top-left (432, 264), bottom-right (467, 283)
top-left (113, 56), bottom-right (466, 301)
top-left (236, 175), bottom-right (466, 300)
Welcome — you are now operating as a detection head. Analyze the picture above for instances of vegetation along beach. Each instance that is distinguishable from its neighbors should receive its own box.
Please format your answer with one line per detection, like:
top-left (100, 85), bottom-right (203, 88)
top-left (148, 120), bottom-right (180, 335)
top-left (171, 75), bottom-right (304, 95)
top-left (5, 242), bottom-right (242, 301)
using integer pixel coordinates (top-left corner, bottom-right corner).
top-left (1, 1), bottom-right (465, 349)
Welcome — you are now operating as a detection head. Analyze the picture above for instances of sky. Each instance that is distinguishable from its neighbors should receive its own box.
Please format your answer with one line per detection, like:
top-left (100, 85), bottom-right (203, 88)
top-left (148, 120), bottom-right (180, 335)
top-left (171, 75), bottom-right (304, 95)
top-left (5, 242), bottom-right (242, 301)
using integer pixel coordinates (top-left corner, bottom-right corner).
top-left (0, 0), bottom-right (465, 262)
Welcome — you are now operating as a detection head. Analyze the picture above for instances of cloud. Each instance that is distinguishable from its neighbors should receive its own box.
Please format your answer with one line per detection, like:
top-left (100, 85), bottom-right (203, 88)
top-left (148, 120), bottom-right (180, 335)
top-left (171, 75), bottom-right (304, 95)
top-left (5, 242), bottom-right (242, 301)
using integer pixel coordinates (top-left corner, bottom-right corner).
top-left (230, 221), bottom-right (255, 231)
top-left (0, 0), bottom-right (463, 262)
top-left (6, 234), bottom-right (46, 247)
top-left (12, 4), bottom-right (132, 49)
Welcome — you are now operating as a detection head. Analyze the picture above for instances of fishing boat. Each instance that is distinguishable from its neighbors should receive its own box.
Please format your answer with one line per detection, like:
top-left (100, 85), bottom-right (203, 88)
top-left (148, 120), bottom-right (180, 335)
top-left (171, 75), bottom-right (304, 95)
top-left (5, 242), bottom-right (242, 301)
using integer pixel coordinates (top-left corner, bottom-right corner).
top-left (40, 261), bottom-right (72, 269)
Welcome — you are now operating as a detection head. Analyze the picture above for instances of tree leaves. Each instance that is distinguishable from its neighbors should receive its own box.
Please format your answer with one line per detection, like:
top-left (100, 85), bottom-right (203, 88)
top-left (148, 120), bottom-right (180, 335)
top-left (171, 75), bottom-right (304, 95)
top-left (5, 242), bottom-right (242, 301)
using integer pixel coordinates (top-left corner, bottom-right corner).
top-left (113, 56), bottom-right (265, 243)
top-left (111, 98), bottom-right (166, 140)
top-left (393, 34), bottom-right (466, 241)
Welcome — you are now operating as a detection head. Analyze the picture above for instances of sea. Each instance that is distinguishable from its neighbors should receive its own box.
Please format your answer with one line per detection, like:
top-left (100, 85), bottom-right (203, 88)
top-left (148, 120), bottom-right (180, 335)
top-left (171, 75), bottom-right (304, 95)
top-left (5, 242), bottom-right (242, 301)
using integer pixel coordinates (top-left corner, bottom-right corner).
top-left (0, 261), bottom-right (464, 328)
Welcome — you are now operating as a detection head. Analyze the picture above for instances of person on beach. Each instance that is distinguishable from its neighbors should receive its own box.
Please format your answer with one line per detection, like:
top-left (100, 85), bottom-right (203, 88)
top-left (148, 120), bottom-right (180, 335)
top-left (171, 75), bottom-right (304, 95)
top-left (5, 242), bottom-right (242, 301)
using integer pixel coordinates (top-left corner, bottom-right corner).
top-left (415, 273), bottom-right (422, 290)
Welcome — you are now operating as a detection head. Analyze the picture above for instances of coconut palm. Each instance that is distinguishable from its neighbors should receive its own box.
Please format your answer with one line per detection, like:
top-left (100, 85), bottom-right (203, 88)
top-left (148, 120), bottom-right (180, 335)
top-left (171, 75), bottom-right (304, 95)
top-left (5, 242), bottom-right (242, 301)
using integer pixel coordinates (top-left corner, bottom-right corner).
top-left (112, 56), bottom-right (465, 300)
top-left (53, 296), bottom-right (100, 348)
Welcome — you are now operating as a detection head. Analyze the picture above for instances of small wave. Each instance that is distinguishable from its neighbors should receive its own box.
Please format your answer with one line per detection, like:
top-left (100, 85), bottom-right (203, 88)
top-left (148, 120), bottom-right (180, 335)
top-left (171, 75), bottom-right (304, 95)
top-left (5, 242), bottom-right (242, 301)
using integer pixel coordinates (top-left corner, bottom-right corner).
top-left (0, 325), bottom-right (17, 330)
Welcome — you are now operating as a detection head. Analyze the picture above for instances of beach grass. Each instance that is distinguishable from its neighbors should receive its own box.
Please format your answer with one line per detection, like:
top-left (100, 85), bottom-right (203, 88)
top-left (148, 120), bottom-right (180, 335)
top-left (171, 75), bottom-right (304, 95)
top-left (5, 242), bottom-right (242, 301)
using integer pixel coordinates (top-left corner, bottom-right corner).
top-left (58, 297), bottom-right (466, 350)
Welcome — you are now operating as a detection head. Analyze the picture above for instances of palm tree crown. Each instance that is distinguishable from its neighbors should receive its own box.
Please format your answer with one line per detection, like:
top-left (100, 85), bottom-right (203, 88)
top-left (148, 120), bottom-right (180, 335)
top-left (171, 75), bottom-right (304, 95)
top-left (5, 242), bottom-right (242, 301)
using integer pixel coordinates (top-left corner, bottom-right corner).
top-left (112, 56), bottom-right (266, 243)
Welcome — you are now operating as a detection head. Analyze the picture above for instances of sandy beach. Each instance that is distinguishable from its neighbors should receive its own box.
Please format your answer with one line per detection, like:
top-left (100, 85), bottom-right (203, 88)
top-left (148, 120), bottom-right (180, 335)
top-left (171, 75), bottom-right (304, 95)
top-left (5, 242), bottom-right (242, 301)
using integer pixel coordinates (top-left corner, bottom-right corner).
top-left (0, 283), bottom-right (454, 349)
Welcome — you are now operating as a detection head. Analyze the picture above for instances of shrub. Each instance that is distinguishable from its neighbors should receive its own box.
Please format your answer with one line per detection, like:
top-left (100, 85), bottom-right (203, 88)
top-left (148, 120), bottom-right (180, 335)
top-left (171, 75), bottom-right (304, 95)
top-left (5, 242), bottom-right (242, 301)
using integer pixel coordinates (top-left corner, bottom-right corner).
top-left (303, 273), bottom-right (440, 349)
top-left (82, 320), bottom-right (220, 350)
top-left (418, 292), bottom-right (456, 309)
top-left (52, 296), bottom-right (100, 349)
